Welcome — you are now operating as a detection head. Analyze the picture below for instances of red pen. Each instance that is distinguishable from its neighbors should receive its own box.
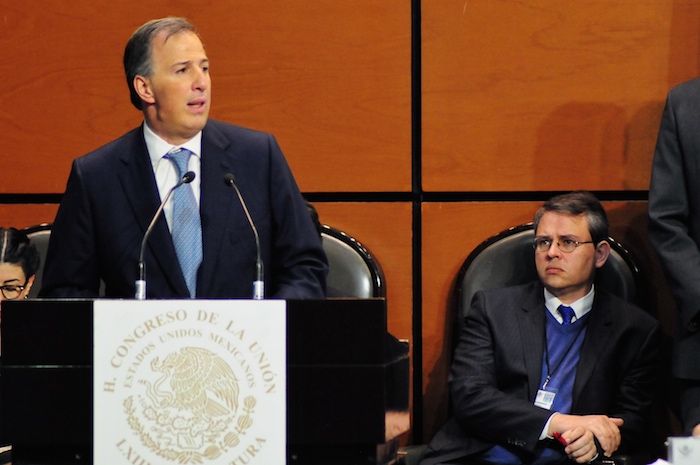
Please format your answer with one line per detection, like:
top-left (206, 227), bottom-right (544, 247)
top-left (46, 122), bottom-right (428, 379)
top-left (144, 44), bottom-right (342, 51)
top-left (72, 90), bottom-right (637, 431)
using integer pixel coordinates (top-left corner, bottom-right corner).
top-left (553, 432), bottom-right (568, 446)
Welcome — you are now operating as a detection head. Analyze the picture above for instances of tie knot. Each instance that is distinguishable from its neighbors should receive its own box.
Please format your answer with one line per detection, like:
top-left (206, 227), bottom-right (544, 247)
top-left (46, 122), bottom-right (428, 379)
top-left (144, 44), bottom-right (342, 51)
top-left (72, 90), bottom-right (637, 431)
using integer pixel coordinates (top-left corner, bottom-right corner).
top-left (167, 148), bottom-right (192, 177)
top-left (558, 305), bottom-right (575, 326)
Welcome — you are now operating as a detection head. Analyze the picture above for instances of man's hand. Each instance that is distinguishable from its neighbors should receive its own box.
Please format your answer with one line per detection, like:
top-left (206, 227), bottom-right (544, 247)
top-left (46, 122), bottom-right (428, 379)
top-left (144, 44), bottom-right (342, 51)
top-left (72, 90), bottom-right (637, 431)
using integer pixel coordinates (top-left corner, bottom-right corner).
top-left (550, 413), bottom-right (624, 461)
top-left (558, 426), bottom-right (597, 463)
top-left (692, 423), bottom-right (700, 436)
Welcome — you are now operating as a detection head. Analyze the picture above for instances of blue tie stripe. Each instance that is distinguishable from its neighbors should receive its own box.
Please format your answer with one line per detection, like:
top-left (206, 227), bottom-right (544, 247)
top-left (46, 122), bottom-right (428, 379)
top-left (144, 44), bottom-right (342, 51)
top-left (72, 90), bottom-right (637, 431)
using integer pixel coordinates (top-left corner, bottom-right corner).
top-left (166, 148), bottom-right (203, 298)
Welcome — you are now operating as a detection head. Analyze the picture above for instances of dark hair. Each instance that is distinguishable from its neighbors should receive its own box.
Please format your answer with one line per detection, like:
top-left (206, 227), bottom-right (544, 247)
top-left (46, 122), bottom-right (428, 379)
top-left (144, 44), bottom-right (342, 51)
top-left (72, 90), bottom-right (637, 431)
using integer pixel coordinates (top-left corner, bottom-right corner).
top-left (533, 191), bottom-right (609, 244)
top-left (123, 17), bottom-right (199, 110)
top-left (0, 228), bottom-right (40, 280)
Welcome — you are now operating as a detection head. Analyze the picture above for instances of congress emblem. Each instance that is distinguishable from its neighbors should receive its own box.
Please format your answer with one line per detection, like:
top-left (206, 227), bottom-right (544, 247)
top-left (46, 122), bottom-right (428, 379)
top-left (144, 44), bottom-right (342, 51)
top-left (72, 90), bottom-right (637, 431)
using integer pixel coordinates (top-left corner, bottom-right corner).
top-left (125, 347), bottom-right (257, 462)
top-left (93, 300), bottom-right (286, 465)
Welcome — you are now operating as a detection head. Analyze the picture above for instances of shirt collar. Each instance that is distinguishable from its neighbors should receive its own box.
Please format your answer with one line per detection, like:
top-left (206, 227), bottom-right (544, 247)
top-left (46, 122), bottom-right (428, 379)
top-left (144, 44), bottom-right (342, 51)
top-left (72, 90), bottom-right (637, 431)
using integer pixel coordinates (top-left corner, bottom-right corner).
top-left (544, 284), bottom-right (595, 322)
top-left (143, 122), bottom-right (203, 165)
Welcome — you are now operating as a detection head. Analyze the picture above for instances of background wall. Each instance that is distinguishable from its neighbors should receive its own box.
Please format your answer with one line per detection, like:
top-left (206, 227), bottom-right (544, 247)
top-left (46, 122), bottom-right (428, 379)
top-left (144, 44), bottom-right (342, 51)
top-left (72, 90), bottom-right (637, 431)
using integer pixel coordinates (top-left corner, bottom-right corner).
top-left (0, 0), bottom-right (695, 451)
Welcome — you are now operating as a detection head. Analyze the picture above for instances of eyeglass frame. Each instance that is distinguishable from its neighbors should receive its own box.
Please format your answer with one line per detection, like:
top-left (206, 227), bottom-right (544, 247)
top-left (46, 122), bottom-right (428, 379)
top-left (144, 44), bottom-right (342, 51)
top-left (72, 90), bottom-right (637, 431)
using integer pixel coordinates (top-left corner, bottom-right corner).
top-left (0, 281), bottom-right (28, 300)
top-left (532, 237), bottom-right (596, 253)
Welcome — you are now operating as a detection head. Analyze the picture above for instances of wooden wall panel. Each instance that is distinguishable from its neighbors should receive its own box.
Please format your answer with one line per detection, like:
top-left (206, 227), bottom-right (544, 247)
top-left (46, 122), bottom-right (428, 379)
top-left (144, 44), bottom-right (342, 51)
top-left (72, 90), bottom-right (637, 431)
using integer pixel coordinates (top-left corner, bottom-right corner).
top-left (420, 200), bottom-right (680, 443)
top-left (421, 1), bottom-right (699, 192)
top-left (0, 204), bottom-right (59, 230)
top-left (1, 1), bottom-right (411, 194)
top-left (206, 2), bottom-right (413, 193)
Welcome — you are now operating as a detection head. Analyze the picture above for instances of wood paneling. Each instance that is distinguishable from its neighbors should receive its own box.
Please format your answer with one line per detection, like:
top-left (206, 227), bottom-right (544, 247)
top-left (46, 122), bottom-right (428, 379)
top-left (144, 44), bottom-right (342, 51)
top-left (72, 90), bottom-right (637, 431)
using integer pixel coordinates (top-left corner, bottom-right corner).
top-left (1, 1), bottom-right (411, 194)
top-left (421, 1), bottom-right (696, 192)
top-left (206, 2), bottom-right (412, 193)
top-left (0, 204), bottom-right (59, 230)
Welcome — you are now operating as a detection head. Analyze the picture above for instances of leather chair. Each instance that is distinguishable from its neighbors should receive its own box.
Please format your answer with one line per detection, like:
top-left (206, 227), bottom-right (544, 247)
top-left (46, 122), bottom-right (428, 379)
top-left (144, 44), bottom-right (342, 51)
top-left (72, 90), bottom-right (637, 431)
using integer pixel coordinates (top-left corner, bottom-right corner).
top-left (22, 223), bottom-right (52, 299)
top-left (399, 223), bottom-right (641, 465)
top-left (321, 224), bottom-right (386, 298)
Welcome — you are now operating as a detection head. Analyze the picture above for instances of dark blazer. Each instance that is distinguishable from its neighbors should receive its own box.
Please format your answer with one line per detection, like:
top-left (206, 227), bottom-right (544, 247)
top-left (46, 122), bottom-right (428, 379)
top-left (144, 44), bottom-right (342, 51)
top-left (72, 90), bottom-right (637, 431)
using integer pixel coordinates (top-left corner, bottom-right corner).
top-left (421, 282), bottom-right (660, 465)
top-left (648, 78), bottom-right (700, 382)
top-left (40, 120), bottom-right (327, 299)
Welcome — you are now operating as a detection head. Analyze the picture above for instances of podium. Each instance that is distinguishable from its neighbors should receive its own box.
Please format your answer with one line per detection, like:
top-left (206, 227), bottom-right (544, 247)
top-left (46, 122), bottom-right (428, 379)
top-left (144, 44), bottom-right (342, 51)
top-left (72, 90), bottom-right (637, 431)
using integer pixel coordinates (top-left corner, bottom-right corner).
top-left (1, 299), bottom-right (409, 465)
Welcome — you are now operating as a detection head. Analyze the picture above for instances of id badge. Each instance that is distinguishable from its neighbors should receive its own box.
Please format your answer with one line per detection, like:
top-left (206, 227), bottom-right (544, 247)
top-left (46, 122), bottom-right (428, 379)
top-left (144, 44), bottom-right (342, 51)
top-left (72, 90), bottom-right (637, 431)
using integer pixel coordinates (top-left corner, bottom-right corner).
top-left (535, 388), bottom-right (557, 410)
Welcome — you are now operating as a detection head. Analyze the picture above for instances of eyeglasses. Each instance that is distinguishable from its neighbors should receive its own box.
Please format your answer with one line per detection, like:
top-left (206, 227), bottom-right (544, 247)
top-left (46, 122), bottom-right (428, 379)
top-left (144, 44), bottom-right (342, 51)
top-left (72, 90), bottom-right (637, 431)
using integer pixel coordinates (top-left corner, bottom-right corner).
top-left (0, 283), bottom-right (27, 300)
top-left (533, 238), bottom-right (595, 253)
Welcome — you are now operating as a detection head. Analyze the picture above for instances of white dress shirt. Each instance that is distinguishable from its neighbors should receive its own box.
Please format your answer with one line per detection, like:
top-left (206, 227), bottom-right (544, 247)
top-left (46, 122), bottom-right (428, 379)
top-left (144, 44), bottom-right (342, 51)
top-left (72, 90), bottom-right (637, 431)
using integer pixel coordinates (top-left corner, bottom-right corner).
top-left (143, 122), bottom-right (202, 232)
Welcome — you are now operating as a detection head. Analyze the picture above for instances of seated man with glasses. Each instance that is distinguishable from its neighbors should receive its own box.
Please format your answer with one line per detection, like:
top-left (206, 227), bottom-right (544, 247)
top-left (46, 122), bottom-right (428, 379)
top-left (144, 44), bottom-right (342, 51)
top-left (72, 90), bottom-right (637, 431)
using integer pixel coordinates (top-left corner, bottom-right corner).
top-left (421, 191), bottom-right (661, 465)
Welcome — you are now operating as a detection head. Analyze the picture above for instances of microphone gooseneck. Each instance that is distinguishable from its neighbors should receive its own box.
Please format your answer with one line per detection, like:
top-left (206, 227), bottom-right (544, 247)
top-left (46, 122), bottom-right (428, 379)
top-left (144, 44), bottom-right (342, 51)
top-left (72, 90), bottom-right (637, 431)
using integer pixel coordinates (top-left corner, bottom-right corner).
top-left (135, 171), bottom-right (196, 300)
top-left (223, 172), bottom-right (264, 300)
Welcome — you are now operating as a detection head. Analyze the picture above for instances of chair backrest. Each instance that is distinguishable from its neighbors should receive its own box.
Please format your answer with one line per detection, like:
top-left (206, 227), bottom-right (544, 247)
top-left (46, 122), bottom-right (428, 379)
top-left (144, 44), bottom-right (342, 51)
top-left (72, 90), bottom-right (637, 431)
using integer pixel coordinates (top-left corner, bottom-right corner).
top-left (454, 223), bottom-right (639, 343)
top-left (22, 223), bottom-right (52, 299)
top-left (321, 224), bottom-right (386, 298)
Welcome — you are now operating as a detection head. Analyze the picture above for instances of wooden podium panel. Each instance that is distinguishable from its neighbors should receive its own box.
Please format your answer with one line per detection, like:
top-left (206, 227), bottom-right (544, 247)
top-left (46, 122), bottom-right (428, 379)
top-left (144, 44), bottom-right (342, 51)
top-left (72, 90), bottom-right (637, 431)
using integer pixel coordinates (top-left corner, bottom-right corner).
top-left (1, 299), bottom-right (409, 465)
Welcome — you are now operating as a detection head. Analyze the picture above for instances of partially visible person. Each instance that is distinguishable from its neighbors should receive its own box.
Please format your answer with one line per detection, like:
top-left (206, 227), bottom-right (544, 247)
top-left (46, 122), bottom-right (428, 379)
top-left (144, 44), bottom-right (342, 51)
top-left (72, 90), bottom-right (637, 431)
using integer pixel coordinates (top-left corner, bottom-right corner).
top-left (422, 191), bottom-right (661, 465)
top-left (0, 227), bottom-right (40, 350)
top-left (0, 227), bottom-right (40, 305)
top-left (648, 77), bottom-right (700, 437)
top-left (0, 227), bottom-right (40, 465)
top-left (40, 17), bottom-right (327, 299)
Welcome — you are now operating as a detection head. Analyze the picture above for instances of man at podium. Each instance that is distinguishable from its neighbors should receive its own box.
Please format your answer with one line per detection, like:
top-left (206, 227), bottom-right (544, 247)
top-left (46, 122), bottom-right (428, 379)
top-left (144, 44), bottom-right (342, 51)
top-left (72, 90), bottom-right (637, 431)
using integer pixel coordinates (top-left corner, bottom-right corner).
top-left (39, 17), bottom-right (327, 300)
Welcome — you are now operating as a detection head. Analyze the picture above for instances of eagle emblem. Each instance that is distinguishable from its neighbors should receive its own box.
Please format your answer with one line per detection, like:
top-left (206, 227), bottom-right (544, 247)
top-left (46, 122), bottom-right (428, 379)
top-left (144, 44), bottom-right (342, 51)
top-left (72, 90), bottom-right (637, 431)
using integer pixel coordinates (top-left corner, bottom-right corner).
top-left (125, 346), bottom-right (257, 463)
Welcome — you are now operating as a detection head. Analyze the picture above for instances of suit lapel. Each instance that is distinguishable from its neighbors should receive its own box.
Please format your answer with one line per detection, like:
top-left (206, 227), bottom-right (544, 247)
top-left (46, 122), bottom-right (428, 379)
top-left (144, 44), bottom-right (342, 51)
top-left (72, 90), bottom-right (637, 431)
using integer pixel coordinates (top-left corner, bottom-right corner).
top-left (197, 122), bottom-right (238, 296)
top-left (116, 126), bottom-right (187, 295)
top-left (517, 285), bottom-right (547, 401)
top-left (572, 293), bottom-right (614, 404)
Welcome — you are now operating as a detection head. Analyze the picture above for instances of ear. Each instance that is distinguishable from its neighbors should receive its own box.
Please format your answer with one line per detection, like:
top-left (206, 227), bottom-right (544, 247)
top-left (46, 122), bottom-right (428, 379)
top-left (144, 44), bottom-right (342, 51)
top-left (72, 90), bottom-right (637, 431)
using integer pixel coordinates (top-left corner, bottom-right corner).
top-left (594, 240), bottom-right (611, 269)
top-left (21, 275), bottom-right (35, 298)
top-left (133, 75), bottom-right (156, 105)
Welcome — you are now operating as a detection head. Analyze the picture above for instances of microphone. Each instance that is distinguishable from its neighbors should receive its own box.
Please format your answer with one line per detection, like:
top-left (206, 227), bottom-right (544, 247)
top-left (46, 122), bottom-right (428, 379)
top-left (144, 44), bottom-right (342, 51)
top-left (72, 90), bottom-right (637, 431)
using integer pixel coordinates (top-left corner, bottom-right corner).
top-left (223, 172), bottom-right (264, 300)
top-left (135, 171), bottom-right (196, 300)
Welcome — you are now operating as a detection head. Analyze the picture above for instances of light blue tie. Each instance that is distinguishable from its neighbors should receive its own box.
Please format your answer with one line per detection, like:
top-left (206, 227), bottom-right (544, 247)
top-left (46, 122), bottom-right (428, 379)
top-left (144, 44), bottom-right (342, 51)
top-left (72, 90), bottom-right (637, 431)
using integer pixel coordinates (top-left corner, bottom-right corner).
top-left (558, 305), bottom-right (575, 326)
top-left (166, 148), bottom-right (202, 298)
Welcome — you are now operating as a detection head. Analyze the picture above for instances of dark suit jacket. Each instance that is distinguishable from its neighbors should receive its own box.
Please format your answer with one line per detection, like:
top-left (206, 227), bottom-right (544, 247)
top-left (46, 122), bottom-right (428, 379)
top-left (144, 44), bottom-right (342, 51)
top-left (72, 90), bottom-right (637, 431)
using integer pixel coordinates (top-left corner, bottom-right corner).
top-left (648, 78), bottom-right (700, 383)
top-left (421, 282), bottom-right (660, 465)
top-left (40, 120), bottom-right (327, 299)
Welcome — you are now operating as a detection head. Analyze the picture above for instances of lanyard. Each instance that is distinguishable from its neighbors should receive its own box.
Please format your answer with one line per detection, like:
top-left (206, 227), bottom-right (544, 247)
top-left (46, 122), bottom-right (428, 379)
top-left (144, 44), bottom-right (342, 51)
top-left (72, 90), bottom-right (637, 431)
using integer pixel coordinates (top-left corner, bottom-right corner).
top-left (542, 320), bottom-right (586, 390)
